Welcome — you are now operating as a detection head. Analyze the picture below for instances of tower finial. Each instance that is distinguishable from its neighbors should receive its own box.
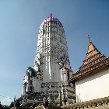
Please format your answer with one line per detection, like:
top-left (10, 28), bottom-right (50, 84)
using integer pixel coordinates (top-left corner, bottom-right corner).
top-left (50, 13), bottom-right (52, 18)
top-left (88, 34), bottom-right (91, 43)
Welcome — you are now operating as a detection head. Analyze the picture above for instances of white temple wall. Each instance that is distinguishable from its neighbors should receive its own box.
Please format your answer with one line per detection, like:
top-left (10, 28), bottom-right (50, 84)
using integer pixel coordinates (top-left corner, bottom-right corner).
top-left (32, 77), bottom-right (41, 92)
top-left (75, 69), bottom-right (109, 102)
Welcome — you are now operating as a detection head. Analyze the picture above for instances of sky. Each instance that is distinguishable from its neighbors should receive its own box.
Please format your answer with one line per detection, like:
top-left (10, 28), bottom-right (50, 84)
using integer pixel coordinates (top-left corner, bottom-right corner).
top-left (0, 0), bottom-right (109, 105)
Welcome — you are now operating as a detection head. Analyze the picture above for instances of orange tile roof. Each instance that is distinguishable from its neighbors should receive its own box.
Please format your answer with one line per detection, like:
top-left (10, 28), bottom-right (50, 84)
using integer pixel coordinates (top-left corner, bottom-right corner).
top-left (70, 39), bottom-right (109, 82)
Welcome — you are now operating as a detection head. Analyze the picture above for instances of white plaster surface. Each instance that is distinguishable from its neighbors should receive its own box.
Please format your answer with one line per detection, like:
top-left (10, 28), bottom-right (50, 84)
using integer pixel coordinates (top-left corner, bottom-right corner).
top-left (75, 69), bottom-right (109, 102)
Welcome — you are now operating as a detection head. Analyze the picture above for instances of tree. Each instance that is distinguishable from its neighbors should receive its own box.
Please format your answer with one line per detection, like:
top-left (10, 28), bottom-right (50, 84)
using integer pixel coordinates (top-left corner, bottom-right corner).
top-left (10, 101), bottom-right (14, 108)
top-left (0, 101), bottom-right (1, 108)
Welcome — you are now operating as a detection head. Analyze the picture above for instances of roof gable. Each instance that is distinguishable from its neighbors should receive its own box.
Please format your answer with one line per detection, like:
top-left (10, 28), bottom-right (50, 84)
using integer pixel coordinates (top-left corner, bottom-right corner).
top-left (86, 42), bottom-right (100, 58)
top-left (83, 41), bottom-right (101, 65)
top-left (70, 37), bottom-right (109, 81)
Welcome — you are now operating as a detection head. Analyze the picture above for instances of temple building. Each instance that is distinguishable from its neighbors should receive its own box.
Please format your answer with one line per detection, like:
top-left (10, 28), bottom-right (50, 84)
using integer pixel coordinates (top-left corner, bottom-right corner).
top-left (70, 36), bottom-right (109, 102)
top-left (21, 14), bottom-right (75, 106)
top-left (21, 14), bottom-right (109, 108)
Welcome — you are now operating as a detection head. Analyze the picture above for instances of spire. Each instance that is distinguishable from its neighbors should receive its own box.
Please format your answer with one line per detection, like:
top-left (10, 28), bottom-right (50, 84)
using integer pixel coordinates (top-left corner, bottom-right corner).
top-left (87, 34), bottom-right (95, 55)
top-left (82, 36), bottom-right (102, 65)
top-left (50, 13), bottom-right (52, 18)
top-left (88, 34), bottom-right (92, 43)
top-left (86, 36), bottom-right (100, 59)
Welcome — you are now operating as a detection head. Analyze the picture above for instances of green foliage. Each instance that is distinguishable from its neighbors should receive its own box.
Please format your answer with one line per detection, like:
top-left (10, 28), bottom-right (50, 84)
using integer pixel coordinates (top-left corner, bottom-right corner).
top-left (10, 101), bottom-right (14, 108)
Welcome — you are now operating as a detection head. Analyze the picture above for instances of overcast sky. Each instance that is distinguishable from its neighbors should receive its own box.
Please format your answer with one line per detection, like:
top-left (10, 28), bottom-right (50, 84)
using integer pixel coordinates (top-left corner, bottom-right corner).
top-left (0, 0), bottom-right (109, 105)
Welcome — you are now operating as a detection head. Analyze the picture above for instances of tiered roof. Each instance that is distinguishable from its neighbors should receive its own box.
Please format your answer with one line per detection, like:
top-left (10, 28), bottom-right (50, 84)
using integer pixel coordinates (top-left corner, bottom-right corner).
top-left (70, 36), bottom-right (109, 81)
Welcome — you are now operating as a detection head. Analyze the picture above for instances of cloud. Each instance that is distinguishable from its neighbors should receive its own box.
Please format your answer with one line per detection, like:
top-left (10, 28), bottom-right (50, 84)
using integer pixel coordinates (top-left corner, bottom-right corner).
top-left (0, 96), bottom-right (13, 106)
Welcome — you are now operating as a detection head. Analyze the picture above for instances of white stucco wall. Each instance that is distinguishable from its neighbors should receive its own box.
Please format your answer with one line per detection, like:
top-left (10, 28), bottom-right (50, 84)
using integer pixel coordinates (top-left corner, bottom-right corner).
top-left (32, 77), bottom-right (41, 92)
top-left (75, 68), bottom-right (109, 102)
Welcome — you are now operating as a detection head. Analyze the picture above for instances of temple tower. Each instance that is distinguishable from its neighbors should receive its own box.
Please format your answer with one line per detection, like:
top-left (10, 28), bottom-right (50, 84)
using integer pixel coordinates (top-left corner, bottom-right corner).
top-left (22, 14), bottom-right (74, 105)
top-left (34, 14), bottom-right (71, 83)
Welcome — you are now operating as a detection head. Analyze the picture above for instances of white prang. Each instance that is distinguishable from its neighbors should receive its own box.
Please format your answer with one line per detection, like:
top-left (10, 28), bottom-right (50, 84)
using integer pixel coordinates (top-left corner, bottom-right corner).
top-left (22, 15), bottom-right (73, 103)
